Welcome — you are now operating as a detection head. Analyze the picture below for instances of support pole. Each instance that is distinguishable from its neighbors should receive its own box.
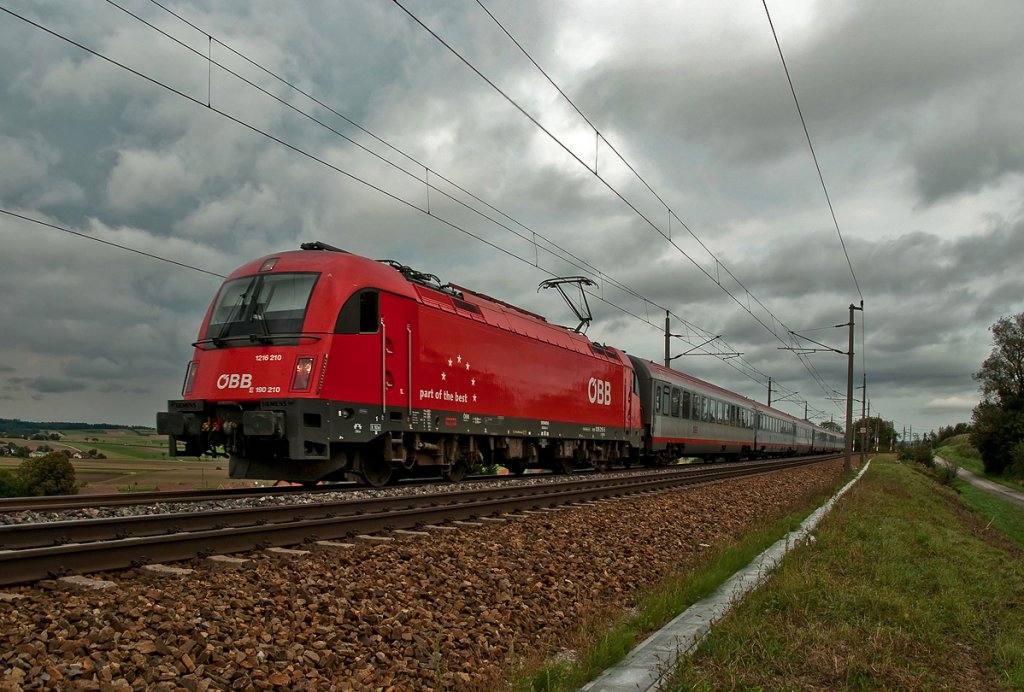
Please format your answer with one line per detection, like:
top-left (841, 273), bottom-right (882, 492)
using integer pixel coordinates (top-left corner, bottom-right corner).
top-left (844, 302), bottom-right (862, 472)
top-left (664, 311), bottom-right (670, 368)
top-left (767, 377), bottom-right (773, 407)
top-left (861, 375), bottom-right (867, 464)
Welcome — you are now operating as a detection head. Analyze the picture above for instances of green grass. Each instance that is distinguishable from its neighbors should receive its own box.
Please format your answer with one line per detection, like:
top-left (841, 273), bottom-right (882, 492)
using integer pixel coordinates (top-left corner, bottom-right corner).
top-left (952, 478), bottom-right (1024, 549)
top-left (668, 456), bottom-right (1024, 690)
top-left (513, 471), bottom-right (854, 692)
top-left (936, 434), bottom-right (1024, 491)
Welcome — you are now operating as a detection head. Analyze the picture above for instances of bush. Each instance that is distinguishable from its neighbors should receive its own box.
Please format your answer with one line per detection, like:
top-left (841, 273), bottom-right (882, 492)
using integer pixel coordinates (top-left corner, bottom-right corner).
top-left (936, 458), bottom-right (959, 485)
top-left (0, 469), bottom-right (20, 498)
top-left (913, 444), bottom-right (934, 468)
top-left (17, 452), bottom-right (78, 496)
top-left (971, 401), bottom-right (1024, 475)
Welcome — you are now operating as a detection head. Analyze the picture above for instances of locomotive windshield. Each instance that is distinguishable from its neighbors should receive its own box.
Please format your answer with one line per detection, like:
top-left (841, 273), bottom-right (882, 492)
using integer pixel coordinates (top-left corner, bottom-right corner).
top-left (203, 272), bottom-right (318, 344)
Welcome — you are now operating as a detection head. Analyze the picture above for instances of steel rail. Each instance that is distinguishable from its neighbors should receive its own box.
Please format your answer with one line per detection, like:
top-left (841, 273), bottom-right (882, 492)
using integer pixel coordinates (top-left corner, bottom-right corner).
top-left (0, 481), bottom-right (355, 513)
top-left (0, 454), bottom-right (831, 513)
top-left (0, 457), bottom-right (834, 549)
top-left (0, 456), bottom-right (838, 586)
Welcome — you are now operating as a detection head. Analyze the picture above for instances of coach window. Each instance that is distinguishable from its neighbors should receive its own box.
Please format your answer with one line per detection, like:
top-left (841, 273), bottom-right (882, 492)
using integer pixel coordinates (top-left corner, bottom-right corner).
top-left (662, 386), bottom-right (671, 417)
top-left (682, 390), bottom-right (691, 419)
top-left (335, 289), bottom-right (380, 334)
top-left (671, 388), bottom-right (681, 417)
top-left (655, 385), bottom-right (662, 414)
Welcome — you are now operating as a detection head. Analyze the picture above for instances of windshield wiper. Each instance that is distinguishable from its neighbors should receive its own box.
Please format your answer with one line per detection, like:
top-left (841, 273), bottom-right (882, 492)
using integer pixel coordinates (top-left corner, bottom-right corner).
top-left (192, 333), bottom-right (323, 348)
top-left (212, 291), bottom-right (249, 347)
top-left (250, 299), bottom-right (273, 345)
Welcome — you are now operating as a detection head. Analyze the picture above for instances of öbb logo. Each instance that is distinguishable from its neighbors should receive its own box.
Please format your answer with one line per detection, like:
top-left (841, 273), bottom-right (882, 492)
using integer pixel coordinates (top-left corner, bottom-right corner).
top-left (216, 373), bottom-right (253, 390)
top-left (587, 378), bottom-right (612, 405)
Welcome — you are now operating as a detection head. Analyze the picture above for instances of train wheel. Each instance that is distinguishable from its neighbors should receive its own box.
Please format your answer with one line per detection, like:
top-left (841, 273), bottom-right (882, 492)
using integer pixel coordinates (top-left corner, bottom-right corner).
top-left (361, 456), bottom-right (393, 487)
top-left (443, 460), bottom-right (468, 482)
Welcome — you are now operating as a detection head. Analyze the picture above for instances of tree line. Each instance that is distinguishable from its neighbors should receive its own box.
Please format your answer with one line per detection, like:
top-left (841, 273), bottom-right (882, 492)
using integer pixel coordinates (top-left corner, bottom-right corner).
top-left (972, 313), bottom-right (1024, 476)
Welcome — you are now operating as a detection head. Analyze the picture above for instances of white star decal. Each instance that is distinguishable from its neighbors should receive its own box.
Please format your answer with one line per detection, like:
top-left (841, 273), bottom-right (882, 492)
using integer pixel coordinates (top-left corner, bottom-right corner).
top-left (472, 394), bottom-right (477, 402)
top-left (456, 355), bottom-right (462, 364)
top-left (471, 378), bottom-right (476, 386)
top-left (441, 372), bottom-right (447, 381)
top-left (447, 358), bottom-right (453, 366)
top-left (465, 362), bottom-right (470, 370)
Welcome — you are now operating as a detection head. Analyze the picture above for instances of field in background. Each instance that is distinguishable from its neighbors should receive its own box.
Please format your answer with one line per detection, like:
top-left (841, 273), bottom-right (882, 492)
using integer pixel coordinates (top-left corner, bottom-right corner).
top-left (0, 429), bottom-right (250, 491)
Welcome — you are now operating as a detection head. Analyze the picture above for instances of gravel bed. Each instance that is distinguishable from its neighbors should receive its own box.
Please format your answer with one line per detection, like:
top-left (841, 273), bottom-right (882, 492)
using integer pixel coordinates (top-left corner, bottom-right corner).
top-left (0, 467), bottom-right (696, 526)
top-left (0, 460), bottom-right (843, 690)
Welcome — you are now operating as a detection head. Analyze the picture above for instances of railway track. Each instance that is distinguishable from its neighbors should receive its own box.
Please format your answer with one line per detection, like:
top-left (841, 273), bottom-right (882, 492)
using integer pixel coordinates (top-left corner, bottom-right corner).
top-left (0, 455), bottom-right (838, 587)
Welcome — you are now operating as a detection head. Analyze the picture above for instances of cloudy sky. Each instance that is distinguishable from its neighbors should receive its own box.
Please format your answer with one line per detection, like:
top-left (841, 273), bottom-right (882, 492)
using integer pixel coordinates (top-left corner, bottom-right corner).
top-left (1, 0), bottom-right (1022, 436)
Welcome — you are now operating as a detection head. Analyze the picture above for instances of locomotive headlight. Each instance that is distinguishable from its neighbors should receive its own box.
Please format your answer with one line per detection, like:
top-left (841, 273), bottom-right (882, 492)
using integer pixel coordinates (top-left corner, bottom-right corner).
top-left (182, 361), bottom-right (199, 395)
top-left (291, 357), bottom-right (315, 391)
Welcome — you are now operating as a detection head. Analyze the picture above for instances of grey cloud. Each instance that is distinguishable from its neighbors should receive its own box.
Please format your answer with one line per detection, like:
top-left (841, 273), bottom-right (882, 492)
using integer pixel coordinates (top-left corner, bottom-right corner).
top-left (23, 377), bottom-right (88, 394)
top-left (1, 0), bottom-right (1020, 432)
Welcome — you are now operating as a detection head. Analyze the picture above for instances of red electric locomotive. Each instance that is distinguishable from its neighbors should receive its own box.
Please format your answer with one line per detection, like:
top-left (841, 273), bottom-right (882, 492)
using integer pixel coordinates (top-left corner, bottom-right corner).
top-left (158, 242), bottom-right (642, 485)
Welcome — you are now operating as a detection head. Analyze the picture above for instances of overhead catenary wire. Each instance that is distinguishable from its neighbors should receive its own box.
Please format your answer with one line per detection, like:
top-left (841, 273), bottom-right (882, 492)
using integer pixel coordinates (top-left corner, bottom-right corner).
top-left (121, 0), bottom-right (672, 330)
top-left (0, 7), bottom-right (718, 353)
top-left (0, 208), bottom-right (226, 279)
top-left (122, 0), bottom-right (794, 387)
top-left (761, 0), bottom-right (868, 421)
top-left (761, 0), bottom-right (863, 304)
top-left (0, 4), bottom-right (822, 414)
top-left (132, 0), bottom-right (825, 407)
top-left (405, 0), bottom-right (841, 403)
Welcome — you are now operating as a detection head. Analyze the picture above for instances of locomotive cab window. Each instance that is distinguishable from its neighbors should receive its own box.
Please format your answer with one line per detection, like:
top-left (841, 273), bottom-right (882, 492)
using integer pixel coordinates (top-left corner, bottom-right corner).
top-left (335, 290), bottom-right (380, 334)
top-left (205, 272), bottom-right (318, 343)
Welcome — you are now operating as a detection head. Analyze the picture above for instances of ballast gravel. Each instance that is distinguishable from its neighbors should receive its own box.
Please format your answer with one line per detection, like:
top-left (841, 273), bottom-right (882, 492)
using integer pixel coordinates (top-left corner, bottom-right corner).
top-left (0, 467), bottom-right (694, 526)
top-left (0, 460), bottom-right (842, 691)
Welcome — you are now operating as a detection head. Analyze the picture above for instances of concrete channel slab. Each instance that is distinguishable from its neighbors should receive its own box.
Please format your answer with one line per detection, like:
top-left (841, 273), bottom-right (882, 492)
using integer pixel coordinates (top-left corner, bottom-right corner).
top-left (581, 461), bottom-right (871, 692)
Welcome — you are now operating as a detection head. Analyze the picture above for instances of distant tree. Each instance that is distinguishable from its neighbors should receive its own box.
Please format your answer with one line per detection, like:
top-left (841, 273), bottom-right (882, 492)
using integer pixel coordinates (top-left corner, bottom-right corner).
top-left (974, 314), bottom-right (1024, 403)
top-left (972, 313), bottom-right (1024, 475)
top-left (818, 420), bottom-right (843, 434)
top-left (16, 452), bottom-right (78, 496)
top-left (852, 416), bottom-right (896, 452)
top-left (936, 422), bottom-right (971, 444)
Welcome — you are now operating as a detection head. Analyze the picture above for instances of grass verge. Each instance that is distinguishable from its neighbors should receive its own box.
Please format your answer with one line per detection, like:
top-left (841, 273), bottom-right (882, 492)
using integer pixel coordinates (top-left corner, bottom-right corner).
top-left (936, 439), bottom-right (1024, 492)
top-left (952, 477), bottom-right (1024, 549)
top-left (668, 455), bottom-right (1024, 690)
top-left (513, 468), bottom-right (855, 691)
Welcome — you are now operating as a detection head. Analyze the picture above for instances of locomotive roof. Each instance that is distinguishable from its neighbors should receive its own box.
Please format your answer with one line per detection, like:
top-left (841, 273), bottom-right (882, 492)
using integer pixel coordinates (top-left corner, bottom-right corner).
top-left (229, 246), bottom-right (624, 363)
top-left (226, 249), bottom-right (421, 299)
